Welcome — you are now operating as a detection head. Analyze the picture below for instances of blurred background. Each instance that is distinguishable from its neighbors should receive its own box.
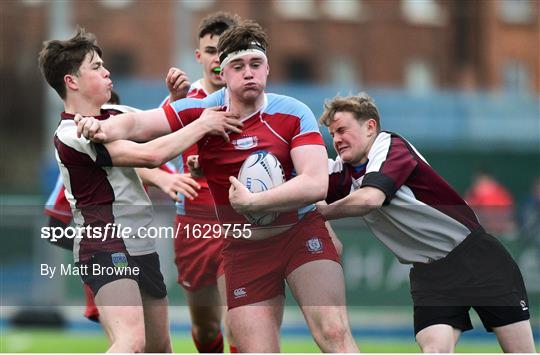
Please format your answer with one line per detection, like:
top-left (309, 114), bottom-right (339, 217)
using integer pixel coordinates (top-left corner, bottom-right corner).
top-left (1, 0), bottom-right (539, 352)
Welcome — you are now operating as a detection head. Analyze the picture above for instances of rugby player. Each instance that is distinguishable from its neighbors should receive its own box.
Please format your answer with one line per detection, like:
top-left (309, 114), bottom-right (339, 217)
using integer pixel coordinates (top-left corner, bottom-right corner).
top-left (38, 27), bottom-right (241, 352)
top-left (75, 20), bottom-right (358, 353)
top-left (317, 93), bottom-right (536, 353)
top-left (158, 12), bottom-right (240, 353)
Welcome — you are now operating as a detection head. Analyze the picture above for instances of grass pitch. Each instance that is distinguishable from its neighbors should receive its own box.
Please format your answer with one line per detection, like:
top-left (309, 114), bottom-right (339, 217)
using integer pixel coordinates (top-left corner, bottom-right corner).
top-left (3, 329), bottom-right (534, 353)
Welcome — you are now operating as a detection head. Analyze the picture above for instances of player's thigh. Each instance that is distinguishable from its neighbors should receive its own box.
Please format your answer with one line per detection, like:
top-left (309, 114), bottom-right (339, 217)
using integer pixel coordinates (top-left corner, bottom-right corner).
top-left (492, 319), bottom-right (536, 353)
top-left (227, 295), bottom-right (284, 352)
top-left (287, 260), bottom-right (351, 339)
top-left (286, 259), bottom-right (346, 306)
top-left (141, 290), bottom-right (172, 352)
top-left (94, 278), bottom-right (144, 340)
top-left (416, 324), bottom-right (461, 353)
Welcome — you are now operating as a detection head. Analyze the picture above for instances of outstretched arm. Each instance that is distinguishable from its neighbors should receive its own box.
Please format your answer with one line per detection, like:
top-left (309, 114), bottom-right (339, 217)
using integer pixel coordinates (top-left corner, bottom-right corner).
top-left (76, 108), bottom-right (173, 143)
top-left (104, 108), bottom-right (241, 168)
top-left (137, 168), bottom-right (200, 202)
top-left (317, 186), bottom-right (386, 220)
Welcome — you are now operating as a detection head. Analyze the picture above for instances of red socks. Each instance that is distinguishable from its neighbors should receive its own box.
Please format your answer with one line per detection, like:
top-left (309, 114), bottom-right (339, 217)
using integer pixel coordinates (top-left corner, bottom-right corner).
top-left (229, 345), bottom-right (238, 353)
top-left (192, 330), bottom-right (224, 353)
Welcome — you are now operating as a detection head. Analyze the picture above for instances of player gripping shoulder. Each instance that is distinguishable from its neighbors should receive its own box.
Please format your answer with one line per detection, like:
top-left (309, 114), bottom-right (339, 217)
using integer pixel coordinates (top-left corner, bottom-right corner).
top-left (75, 20), bottom-right (358, 353)
top-left (39, 27), bottom-right (242, 353)
top-left (157, 12), bottom-right (241, 354)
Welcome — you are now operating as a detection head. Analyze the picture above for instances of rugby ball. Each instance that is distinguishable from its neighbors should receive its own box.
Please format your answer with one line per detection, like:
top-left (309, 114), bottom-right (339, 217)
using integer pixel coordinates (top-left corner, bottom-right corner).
top-left (237, 150), bottom-right (285, 225)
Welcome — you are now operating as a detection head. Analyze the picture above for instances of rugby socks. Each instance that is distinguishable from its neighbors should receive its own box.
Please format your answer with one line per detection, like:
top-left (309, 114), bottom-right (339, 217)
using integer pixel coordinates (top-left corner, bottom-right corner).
top-left (192, 330), bottom-right (224, 353)
top-left (229, 345), bottom-right (238, 353)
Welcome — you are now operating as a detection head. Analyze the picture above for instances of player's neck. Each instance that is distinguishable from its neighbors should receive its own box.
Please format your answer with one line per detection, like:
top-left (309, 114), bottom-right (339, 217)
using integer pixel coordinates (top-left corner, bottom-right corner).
top-left (229, 93), bottom-right (265, 119)
top-left (201, 78), bottom-right (222, 95)
top-left (64, 95), bottom-right (102, 116)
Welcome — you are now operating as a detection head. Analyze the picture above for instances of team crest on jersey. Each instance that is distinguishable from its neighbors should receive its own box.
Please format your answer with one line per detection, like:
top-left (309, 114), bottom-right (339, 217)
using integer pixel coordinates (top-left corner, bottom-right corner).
top-left (232, 136), bottom-right (258, 150)
top-left (306, 237), bottom-right (323, 253)
top-left (111, 252), bottom-right (128, 268)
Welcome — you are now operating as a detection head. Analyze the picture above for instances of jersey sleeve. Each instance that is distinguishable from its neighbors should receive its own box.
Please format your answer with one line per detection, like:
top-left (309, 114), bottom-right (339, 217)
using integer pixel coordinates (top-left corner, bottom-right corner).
top-left (362, 133), bottom-right (418, 204)
top-left (290, 100), bottom-right (324, 149)
top-left (55, 125), bottom-right (113, 167)
top-left (326, 158), bottom-right (353, 204)
top-left (162, 89), bottom-right (225, 132)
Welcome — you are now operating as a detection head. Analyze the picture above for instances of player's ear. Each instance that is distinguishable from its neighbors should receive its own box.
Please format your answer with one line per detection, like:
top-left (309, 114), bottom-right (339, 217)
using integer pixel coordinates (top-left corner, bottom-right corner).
top-left (64, 74), bottom-right (78, 91)
top-left (367, 118), bottom-right (377, 137)
top-left (195, 49), bottom-right (202, 63)
top-left (266, 63), bottom-right (270, 76)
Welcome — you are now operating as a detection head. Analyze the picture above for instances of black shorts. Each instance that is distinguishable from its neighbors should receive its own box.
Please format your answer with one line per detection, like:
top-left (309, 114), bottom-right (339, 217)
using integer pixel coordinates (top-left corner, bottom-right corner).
top-left (410, 229), bottom-right (530, 335)
top-left (77, 252), bottom-right (167, 300)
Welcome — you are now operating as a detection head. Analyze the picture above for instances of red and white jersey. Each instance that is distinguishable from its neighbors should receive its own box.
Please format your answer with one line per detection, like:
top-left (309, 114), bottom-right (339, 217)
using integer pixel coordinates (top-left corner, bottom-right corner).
top-left (44, 174), bottom-right (73, 224)
top-left (163, 88), bottom-right (325, 229)
top-left (161, 79), bottom-right (216, 219)
top-left (54, 106), bottom-right (154, 262)
top-left (327, 131), bottom-right (482, 264)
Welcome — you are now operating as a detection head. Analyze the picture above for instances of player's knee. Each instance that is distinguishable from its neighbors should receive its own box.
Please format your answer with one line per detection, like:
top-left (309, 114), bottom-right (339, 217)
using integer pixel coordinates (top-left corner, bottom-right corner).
top-left (145, 337), bottom-right (172, 353)
top-left (124, 324), bottom-right (146, 352)
top-left (114, 336), bottom-right (145, 353)
top-left (420, 342), bottom-right (454, 353)
top-left (192, 319), bottom-right (221, 343)
top-left (317, 320), bottom-right (349, 346)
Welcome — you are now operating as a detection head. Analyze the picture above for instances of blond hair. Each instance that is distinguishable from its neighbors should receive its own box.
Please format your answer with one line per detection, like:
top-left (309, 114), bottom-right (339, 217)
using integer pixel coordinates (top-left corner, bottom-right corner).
top-left (319, 93), bottom-right (381, 132)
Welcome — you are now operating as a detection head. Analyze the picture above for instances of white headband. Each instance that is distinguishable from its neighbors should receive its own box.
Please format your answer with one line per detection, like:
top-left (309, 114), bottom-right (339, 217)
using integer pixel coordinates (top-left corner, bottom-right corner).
top-left (219, 48), bottom-right (267, 69)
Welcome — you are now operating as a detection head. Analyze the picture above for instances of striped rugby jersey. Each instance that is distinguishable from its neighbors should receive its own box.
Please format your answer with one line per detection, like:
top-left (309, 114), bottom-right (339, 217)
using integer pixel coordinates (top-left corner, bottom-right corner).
top-left (327, 131), bottom-right (482, 264)
top-left (54, 105), bottom-right (154, 262)
top-left (163, 88), bottom-right (324, 229)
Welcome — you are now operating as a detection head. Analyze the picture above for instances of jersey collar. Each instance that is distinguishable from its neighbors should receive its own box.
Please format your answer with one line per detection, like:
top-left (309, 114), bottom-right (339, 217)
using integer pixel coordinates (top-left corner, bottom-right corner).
top-left (61, 110), bottom-right (111, 121)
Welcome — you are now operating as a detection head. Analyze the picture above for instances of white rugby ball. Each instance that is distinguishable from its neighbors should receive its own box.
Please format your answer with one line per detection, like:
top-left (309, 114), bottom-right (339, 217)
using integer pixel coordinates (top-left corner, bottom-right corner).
top-left (237, 150), bottom-right (285, 225)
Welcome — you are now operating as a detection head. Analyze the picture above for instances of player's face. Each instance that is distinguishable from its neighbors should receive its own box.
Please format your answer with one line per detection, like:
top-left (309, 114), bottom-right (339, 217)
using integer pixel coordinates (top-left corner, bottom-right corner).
top-left (329, 111), bottom-right (375, 166)
top-left (73, 51), bottom-right (112, 106)
top-left (196, 34), bottom-right (224, 89)
top-left (222, 54), bottom-right (268, 104)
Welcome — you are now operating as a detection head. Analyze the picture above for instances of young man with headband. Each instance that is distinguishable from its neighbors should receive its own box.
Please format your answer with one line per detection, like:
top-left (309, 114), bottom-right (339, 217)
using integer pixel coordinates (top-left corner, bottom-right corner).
top-left (158, 12), bottom-right (241, 353)
top-left (38, 27), bottom-right (242, 352)
top-left (317, 93), bottom-right (536, 353)
top-left (75, 20), bottom-right (358, 352)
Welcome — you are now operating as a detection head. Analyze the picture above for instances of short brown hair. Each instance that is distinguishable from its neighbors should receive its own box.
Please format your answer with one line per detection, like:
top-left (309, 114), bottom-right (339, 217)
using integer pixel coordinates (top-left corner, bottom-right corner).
top-left (38, 27), bottom-right (102, 99)
top-left (198, 12), bottom-right (240, 39)
top-left (319, 93), bottom-right (381, 132)
top-left (217, 19), bottom-right (268, 60)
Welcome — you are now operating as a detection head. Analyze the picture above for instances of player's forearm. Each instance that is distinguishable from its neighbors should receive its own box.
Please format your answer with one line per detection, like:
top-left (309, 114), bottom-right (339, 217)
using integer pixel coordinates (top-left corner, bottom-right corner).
top-left (322, 189), bottom-right (381, 220)
top-left (101, 112), bottom-right (137, 141)
top-left (136, 168), bottom-right (163, 187)
top-left (102, 109), bottom-right (171, 142)
top-left (250, 173), bottom-right (328, 213)
top-left (140, 120), bottom-right (207, 167)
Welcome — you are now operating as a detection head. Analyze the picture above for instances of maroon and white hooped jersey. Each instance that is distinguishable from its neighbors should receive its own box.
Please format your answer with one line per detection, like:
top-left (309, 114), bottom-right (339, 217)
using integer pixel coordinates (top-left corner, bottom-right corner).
top-left (327, 131), bottom-right (482, 264)
top-left (163, 88), bottom-right (325, 229)
top-left (54, 105), bottom-right (154, 262)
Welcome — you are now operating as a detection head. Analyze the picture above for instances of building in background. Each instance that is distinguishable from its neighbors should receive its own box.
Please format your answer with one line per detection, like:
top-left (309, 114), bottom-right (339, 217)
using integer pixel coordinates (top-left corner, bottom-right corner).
top-left (1, 0), bottom-right (539, 193)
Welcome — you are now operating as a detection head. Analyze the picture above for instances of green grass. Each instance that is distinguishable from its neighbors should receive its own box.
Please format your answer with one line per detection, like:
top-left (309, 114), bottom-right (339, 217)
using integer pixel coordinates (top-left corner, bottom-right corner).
top-left (3, 329), bottom-right (537, 353)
